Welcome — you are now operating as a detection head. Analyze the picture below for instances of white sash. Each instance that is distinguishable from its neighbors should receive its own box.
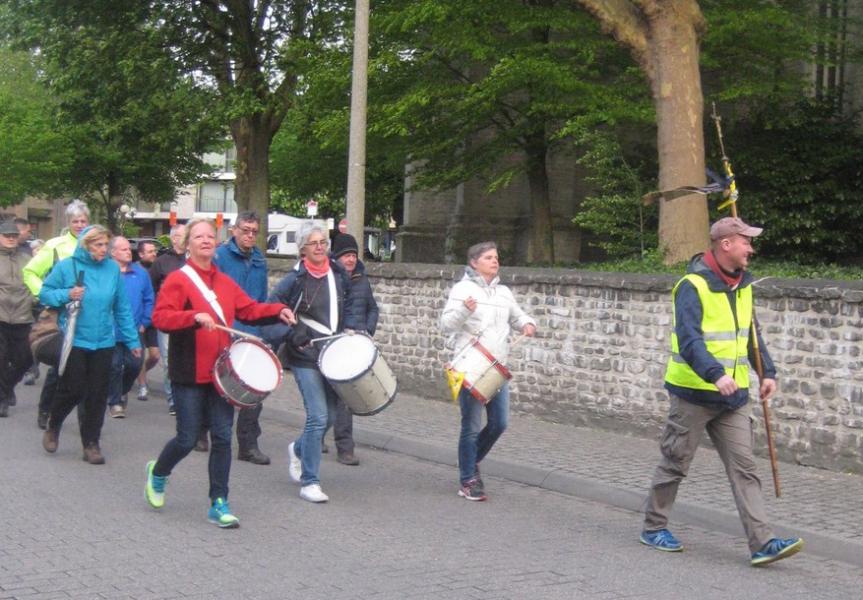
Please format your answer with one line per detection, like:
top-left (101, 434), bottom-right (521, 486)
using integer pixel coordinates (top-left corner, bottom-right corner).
top-left (298, 270), bottom-right (338, 335)
top-left (180, 264), bottom-right (227, 325)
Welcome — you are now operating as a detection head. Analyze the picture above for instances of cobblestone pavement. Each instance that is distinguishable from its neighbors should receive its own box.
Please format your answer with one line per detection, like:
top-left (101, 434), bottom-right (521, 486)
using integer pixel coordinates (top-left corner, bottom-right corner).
top-left (2, 372), bottom-right (862, 600)
top-left (265, 374), bottom-right (863, 567)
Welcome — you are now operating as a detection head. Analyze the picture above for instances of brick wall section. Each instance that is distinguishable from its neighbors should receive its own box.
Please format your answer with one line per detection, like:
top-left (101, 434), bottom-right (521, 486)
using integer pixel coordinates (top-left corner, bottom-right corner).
top-left (268, 260), bottom-right (863, 474)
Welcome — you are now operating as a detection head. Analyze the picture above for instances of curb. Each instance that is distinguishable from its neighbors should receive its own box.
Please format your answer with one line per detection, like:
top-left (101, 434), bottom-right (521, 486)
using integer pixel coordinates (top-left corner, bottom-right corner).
top-left (265, 404), bottom-right (863, 568)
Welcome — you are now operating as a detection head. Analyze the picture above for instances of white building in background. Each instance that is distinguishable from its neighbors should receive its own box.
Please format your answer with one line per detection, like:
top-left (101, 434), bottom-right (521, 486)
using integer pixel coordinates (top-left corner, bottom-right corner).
top-left (129, 148), bottom-right (238, 238)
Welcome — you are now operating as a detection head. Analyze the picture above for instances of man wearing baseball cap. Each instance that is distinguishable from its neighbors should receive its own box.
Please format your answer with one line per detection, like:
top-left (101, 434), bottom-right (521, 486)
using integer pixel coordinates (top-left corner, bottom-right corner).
top-left (639, 216), bottom-right (804, 566)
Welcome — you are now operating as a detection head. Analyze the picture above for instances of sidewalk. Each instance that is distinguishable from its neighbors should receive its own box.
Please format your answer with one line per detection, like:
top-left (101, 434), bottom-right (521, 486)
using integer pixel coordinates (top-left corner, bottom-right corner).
top-left (262, 374), bottom-right (863, 567)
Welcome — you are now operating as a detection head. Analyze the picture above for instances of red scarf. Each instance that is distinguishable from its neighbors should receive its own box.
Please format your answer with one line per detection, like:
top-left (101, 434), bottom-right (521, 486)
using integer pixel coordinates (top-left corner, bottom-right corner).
top-left (702, 250), bottom-right (743, 289)
top-left (303, 256), bottom-right (331, 279)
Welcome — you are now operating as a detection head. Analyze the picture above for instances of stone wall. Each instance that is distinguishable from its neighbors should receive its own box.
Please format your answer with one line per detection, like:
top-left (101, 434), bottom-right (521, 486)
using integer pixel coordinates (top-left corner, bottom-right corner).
top-left (269, 260), bottom-right (863, 474)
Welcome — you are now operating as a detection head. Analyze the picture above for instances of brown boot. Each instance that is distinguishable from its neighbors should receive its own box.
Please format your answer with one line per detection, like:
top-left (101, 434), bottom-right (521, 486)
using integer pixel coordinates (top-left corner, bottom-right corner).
top-left (82, 443), bottom-right (105, 465)
top-left (42, 429), bottom-right (59, 453)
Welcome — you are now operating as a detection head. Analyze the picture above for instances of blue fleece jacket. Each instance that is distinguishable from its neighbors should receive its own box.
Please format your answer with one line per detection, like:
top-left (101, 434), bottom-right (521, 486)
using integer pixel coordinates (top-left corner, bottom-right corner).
top-left (39, 229), bottom-right (140, 351)
top-left (118, 262), bottom-right (154, 330)
top-left (214, 237), bottom-right (268, 336)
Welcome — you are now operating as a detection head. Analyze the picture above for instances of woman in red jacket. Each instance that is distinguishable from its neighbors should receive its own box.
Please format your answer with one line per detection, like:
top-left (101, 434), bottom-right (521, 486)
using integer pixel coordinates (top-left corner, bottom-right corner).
top-left (144, 218), bottom-right (295, 528)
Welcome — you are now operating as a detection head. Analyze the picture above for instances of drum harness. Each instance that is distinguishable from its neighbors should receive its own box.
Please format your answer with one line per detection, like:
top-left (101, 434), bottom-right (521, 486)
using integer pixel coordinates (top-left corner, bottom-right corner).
top-left (291, 269), bottom-right (345, 345)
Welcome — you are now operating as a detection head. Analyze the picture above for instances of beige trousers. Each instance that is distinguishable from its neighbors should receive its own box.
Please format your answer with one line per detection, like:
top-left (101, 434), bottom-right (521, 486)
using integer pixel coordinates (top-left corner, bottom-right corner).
top-left (643, 394), bottom-right (773, 553)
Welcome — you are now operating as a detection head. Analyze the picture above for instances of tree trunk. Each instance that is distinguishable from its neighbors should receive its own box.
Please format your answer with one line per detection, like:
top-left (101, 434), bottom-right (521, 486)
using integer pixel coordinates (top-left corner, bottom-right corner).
top-left (647, 7), bottom-right (709, 264)
top-left (105, 172), bottom-right (123, 234)
top-left (525, 133), bottom-right (555, 265)
top-left (231, 114), bottom-right (274, 248)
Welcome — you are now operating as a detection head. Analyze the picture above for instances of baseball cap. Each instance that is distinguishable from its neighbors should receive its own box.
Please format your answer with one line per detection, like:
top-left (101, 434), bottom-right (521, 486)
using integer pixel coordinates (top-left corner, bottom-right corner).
top-left (709, 217), bottom-right (763, 241)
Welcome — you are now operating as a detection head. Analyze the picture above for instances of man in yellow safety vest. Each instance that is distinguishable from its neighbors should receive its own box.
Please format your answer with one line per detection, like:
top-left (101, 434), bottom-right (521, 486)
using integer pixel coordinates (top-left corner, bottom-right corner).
top-left (639, 217), bottom-right (803, 568)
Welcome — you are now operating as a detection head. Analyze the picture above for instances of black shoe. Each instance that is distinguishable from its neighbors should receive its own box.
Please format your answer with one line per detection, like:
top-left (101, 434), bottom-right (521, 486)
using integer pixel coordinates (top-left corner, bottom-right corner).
top-left (238, 448), bottom-right (271, 465)
top-left (37, 411), bottom-right (49, 430)
top-left (321, 441), bottom-right (329, 454)
top-left (337, 452), bottom-right (360, 466)
top-left (0, 403), bottom-right (8, 418)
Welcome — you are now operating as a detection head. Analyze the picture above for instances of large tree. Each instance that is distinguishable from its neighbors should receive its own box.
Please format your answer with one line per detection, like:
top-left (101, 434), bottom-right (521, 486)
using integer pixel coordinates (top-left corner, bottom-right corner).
top-left (371, 0), bottom-right (644, 264)
top-left (4, 1), bottom-right (221, 230)
top-left (151, 0), bottom-right (347, 243)
top-left (574, 0), bottom-right (710, 263)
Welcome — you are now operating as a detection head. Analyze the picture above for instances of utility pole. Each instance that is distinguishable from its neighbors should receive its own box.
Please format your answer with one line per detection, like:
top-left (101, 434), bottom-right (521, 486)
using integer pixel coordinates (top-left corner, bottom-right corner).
top-left (345, 0), bottom-right (369, 246)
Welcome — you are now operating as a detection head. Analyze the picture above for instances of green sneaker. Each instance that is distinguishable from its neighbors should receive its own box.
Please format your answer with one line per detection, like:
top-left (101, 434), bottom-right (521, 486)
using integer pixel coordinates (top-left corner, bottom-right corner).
top-left (144, 460), bottom-right (167, 509)
top-left (207, 498), bottom-right (239, 528)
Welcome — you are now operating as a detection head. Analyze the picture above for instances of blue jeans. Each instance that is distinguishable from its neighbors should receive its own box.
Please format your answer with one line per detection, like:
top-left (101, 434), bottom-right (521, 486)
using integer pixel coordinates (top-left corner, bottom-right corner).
top-left (153, 382), bottom-right (235, 501)
top-left (291, 367), bottom-right (338, 486)
top-left (108, 344), bottom-right (143, 406)
top-left (458, 384), bottom-right (510, 484)
top-left (157, 331), bottom-right (173, 405)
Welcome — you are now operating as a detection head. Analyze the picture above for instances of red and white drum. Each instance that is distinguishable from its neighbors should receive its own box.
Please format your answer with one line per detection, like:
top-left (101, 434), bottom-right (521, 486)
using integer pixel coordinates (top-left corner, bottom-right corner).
top-left (318, 332), bottom-right (398, 416)
top-left (213, 338), bottom-right (283, 409)
top-left (451, 339), bottom-right (512, 404)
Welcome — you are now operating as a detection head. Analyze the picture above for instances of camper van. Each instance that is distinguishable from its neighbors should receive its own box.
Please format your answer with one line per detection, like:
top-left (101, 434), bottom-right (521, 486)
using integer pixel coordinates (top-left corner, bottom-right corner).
top-left (264, 213), bottom-right (331, 257)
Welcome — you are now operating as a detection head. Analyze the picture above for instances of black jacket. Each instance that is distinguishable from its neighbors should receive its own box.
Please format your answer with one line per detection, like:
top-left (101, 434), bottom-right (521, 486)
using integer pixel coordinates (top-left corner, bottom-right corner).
top-left (263, 260), bottom-right (358, 369)
top-left (345, 259), bottom-right (379, 336)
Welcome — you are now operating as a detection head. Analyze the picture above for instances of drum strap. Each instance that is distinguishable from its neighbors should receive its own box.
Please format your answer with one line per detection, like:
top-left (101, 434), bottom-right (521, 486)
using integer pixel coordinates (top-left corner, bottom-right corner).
top-left (180, 265), bottom-right (227, 325)
top-left (297, 270), bottom-right (338, 335)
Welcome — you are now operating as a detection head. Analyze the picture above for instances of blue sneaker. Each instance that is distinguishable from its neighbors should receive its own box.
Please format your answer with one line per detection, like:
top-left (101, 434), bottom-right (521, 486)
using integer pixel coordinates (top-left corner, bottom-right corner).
top-left (751, 537), bottom-right (803, 566)
top-left (208, 498), bottom-right (239, 528)
top-left (640, 528), bottom-right (683, 552)
top-left (144, 460), bottom-right (167, 509)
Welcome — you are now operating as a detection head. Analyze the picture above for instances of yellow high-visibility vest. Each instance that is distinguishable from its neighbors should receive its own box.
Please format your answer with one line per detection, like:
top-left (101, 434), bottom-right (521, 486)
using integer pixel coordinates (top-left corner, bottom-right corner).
top-left (665, 274), bottom-right (752, 391)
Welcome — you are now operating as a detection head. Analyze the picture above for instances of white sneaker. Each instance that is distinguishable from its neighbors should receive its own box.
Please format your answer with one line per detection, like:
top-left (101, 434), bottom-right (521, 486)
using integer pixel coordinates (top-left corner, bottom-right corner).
top-left (287, 442), bottom-right (302, 483)
top-left (137, 385), bottom-right (148, 401)
top-left (109, 405), bottom-right (126, 419)
top-left (299, 484), bottom-right (328, 503)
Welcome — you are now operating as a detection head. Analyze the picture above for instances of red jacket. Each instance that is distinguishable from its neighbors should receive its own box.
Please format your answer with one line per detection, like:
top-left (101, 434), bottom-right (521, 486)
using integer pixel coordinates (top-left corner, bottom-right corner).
top-left (152, 261), bottom-right (284, 385)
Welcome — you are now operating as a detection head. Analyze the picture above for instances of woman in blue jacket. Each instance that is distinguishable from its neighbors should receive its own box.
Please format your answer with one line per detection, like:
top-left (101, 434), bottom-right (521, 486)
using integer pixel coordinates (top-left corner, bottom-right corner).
top-left (39, 225), bottom-right (141, 464)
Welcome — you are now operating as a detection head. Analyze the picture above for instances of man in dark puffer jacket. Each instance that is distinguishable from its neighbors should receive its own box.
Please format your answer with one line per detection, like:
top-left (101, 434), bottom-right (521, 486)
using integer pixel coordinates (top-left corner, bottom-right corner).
top-left (321, 233), bottom-right (379, 465)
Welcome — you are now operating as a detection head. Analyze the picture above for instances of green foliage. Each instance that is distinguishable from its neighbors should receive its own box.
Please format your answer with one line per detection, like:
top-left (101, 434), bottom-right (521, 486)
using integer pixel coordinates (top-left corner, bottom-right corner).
top-left (720, 99), bottom-right (863, 263)
top-left (571, 127), bottom-right (657, 258)
top-left (577, 250), bottom-right (863, 282)
top-left (371, 0), bottom-right (648, 194)
top-left (3, 1), bottom-right (222, 224)
top-left (0, 48), bottom-right (75, 204)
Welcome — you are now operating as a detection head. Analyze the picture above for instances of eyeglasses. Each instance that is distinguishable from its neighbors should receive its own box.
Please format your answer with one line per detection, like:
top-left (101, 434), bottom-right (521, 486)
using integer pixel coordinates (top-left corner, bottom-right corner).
top-left (304, 240), bottom-right (328, 248)
top-left (238, 227), bottom-right (259, 236)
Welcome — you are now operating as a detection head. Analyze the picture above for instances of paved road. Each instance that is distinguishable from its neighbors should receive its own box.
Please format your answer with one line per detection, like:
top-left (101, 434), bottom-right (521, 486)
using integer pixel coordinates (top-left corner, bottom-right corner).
top-left (2, 376), bottom-right (862, 600)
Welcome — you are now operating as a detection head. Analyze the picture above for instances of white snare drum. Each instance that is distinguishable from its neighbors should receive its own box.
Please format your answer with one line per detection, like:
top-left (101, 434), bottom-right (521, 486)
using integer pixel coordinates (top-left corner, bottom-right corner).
top-left (213, 338), bottom-right (283, 409)
top-left (451, 339), bottom-right (511, 404)
top-left (318, 332), bottom-right (397, 416)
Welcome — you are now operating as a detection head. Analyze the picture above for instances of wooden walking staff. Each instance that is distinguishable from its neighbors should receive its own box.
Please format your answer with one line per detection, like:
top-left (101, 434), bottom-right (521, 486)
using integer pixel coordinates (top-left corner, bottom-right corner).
top-left (712, 104), bottom-right (782, 498)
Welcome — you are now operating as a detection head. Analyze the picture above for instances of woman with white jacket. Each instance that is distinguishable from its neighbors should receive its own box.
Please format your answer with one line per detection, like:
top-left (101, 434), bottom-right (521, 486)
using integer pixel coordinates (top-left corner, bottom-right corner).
top-left (440, 241), bottom-right (536, 501)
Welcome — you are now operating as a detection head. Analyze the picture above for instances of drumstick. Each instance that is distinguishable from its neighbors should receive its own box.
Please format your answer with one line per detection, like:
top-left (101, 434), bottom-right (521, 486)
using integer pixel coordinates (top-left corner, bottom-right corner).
top-left (311, 333), bottom-right (347, 344)
top-left (450, 297), bottom-right (502, 307)
top-left (213, 324), bottom-right (264, 342)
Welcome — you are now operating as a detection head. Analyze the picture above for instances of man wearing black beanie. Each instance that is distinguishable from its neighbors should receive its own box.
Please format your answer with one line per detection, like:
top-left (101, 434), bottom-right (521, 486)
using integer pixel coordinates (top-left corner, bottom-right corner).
top-left (324, 233), bottom-right (379, 465)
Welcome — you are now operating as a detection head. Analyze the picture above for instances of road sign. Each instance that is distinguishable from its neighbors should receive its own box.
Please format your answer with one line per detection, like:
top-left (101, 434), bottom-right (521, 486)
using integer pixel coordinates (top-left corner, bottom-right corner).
top-left (306, 200), bottom-right (318, 217)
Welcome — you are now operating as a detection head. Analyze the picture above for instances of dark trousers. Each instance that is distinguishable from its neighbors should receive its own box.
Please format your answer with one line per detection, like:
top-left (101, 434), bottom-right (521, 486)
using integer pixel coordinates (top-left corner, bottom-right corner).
top-left (108, 344), bottom-right (143, 406)
top-left (236, 402), bottom-right (263, 453)
top-left (48, 347), bottom-right (113, 446)
top-left (154, 382), bottom-right (235, 501)
top-left (332, 396), bottom-right (355, 455)
top-left (39, 366), bottom-right (58, 414)
top-left (0, 322), bottom-right (33, 403)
